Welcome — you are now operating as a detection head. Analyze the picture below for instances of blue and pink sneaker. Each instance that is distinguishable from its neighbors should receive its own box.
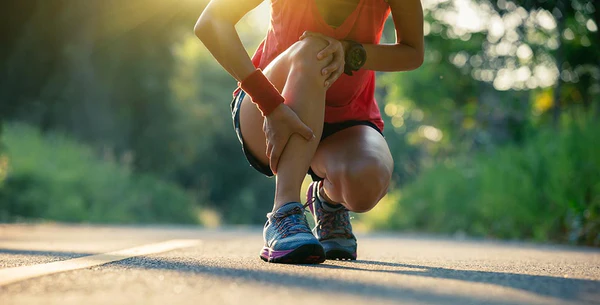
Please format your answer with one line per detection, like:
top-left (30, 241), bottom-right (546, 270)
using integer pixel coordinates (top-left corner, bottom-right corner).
top-left (307, 181), bottom-right (357, 260)
top-left (260, 202), bottom-right (326, 264)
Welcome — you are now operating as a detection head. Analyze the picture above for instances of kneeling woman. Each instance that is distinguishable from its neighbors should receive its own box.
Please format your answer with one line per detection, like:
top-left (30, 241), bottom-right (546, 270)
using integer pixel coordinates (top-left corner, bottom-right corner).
top-left (194, 0), bottom-right (424, 264)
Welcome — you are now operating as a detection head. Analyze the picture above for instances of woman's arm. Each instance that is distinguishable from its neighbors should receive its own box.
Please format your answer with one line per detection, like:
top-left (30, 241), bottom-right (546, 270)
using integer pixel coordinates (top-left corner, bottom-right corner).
top-left (300, 0), bottom-right (424, 77)
top-left (362, 0), bottom-right (424, 71)
top-left (195, 0), bottom-right (315, 173)
top-left (194, 0), bottom-right (263, 81)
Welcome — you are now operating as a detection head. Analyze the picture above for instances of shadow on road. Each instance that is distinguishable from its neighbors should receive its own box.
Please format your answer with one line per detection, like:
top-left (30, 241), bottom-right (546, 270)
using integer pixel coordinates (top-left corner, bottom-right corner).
top-left (110, 256), bottom-right (599, 305)
top-left (313, 260), bottom-right (600, 304)
top-left (3, 248), bottom-right (598, 304)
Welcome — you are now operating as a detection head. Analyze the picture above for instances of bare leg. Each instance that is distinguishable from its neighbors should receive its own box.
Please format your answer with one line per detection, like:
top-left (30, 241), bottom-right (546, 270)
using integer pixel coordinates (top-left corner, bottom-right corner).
top-left (310, 125), bottom-right (393, 213)
top-left (239, 37), bottom-right (332, 211)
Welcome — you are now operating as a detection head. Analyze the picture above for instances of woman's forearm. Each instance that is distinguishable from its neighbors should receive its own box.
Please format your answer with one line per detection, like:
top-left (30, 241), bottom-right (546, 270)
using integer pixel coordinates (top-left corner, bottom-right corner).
top-left (194, 16), bottom-right (256, 82)
top-left (362, 43), bottom-right (424, 72)
top-left (362, 0), bottom-right (424, 72)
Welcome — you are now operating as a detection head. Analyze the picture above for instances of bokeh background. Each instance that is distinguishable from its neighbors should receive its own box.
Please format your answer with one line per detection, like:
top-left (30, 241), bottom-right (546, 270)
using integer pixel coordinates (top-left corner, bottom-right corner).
top-left (0, 0), bottom-right (598, 246)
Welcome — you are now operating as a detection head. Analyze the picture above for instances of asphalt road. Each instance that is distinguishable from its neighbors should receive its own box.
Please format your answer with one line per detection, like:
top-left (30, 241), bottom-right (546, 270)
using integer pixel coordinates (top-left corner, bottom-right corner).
top-left (0, 224), bottom-right (599, 305)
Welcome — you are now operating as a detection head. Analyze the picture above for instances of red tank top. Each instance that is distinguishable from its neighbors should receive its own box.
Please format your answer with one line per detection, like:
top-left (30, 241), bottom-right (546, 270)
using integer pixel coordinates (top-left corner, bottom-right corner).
top-left (239, 0), bottom-right (390, 131)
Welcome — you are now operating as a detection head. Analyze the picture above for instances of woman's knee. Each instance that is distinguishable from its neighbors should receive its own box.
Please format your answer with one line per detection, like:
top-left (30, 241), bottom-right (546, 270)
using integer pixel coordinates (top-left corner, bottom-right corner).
top-left (338, 156), bottom-right (392, 213)
top-left (287, 37), bottom-right (332, 75)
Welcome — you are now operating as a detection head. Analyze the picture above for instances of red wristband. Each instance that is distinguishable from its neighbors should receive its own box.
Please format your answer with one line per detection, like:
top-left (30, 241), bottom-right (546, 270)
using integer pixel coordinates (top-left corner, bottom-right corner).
top-left (240, 69), bottom-right (284, 116)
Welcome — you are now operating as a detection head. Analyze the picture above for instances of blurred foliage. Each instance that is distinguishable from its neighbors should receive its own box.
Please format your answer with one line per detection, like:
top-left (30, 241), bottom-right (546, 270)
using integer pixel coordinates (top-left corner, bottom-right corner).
top-left (0, 0), bottom-right (599, 245)
top-left (366, 0), bottom-right (599, 245)
top-left (0, 0), bottom-right (276, 224)
top-left (360, 118), bottom-right (600, 246)
top-left (0, 123), bottom-right (199, 224)
top-left (376, 0), bottom-right (599, 188)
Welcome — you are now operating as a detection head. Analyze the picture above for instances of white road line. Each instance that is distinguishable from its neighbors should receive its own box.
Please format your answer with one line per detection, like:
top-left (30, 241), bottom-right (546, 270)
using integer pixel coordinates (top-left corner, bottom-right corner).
top-left (0, 239), bottom-right (201, 286)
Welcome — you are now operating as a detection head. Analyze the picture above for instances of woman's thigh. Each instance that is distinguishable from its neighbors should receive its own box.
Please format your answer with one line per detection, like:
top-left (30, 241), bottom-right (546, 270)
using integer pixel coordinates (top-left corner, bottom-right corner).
top-left (238, 56), bottom-right (289, 167)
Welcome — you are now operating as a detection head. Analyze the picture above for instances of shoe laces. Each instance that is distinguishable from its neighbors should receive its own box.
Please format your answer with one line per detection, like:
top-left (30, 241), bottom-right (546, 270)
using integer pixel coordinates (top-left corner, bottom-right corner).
top-left (319, 205), bottom-right (352, 239)
top-left (272, 204), bottom-right (311, 238)
top-left (307, 185), bottom-right (353, 239)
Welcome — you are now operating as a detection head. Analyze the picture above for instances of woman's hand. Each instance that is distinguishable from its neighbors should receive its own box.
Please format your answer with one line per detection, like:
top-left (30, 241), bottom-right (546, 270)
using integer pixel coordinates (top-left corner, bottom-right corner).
top-left (299, 31), bottom-right (346, 89)
top-left (264, 103), bottom-right (315, 174)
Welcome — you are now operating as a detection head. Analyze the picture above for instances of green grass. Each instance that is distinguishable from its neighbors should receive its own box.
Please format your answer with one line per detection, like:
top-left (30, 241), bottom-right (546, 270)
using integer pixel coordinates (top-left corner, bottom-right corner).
top-left (0, 123), bottom-right (200, 224)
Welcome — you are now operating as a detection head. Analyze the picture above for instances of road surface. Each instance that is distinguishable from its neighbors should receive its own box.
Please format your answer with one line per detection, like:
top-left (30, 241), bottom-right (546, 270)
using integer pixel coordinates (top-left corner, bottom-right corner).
top-left (0, 224), bottom-right (599, 305)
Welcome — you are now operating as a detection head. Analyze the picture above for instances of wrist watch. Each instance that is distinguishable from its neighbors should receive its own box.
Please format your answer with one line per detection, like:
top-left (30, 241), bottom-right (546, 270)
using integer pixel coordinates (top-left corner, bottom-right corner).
top-left (343, 40), bottom-right (367, 76)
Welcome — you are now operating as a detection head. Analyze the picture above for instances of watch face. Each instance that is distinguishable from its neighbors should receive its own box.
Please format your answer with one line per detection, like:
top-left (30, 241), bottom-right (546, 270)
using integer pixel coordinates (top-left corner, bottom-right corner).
top-left (348, 46), bottom-right (366, 70)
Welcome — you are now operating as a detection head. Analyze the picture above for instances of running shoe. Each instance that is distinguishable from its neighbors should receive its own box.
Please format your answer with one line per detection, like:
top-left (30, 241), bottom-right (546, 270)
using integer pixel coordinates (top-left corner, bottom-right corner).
top-left (260, 201), bottom-right (326, 264)
top-left (307, 181), bottom-right (357, 260)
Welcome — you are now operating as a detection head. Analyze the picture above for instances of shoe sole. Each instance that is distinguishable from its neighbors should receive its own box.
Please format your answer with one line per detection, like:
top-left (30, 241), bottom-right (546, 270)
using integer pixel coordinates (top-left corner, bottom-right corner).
top-left (325, 249), bottom-right (357, 261)
top-left (260, 243), bottom-right (326, 264)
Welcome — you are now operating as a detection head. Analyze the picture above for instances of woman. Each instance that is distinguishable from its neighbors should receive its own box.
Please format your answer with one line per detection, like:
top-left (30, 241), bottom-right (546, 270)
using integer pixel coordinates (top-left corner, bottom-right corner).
top-left (194, 0), bottom-right (423, 264)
